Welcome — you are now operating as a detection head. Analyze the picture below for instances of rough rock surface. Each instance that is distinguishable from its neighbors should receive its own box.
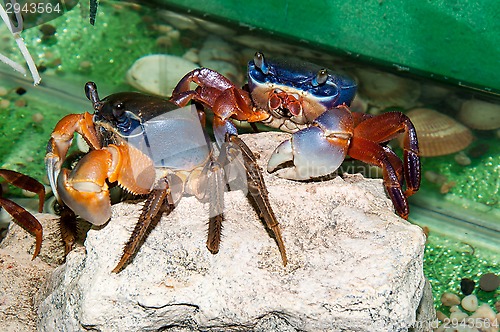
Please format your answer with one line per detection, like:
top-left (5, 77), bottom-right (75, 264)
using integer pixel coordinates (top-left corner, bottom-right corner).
top-left (36, 132), bottom-right (431, 331)
top-left (0, 213), bottom-right (63, 331)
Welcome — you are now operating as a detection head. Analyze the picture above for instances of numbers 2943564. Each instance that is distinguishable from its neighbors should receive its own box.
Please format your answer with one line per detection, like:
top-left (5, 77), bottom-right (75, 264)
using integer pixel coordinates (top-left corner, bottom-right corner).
top-left (4, 2), bottom-right (61, 14)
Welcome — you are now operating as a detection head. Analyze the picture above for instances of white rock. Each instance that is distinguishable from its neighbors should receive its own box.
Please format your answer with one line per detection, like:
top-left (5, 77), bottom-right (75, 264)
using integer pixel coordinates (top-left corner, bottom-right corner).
top-left (126, 54), bottom-right (199, 97)
top-left (441, 292), bottom-right (461, 306)
top-left (449, 310), bottom-right (468, 322)
top-left (0, 213), bottom-right (63, 331)
top-left (36, 132), bottom-right (430, 331)
top-left (461, 294), bottom-right (479, 312)
top-left (470, 303), bottom-right (496, 321)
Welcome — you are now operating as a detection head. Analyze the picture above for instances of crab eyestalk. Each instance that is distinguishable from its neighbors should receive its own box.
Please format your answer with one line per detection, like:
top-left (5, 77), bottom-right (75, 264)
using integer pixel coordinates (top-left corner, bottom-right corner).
top-left (85, 81), bottom-right (102, 110)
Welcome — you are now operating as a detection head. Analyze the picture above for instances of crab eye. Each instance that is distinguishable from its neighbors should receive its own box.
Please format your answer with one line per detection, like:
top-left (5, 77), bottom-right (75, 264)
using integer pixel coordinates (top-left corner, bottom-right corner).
top-left (254, 52), bottom-right (269, 75)
top-left (312, 69), bottom-right (328, 86)
top-left (112, 103), bottom-right (127, 119)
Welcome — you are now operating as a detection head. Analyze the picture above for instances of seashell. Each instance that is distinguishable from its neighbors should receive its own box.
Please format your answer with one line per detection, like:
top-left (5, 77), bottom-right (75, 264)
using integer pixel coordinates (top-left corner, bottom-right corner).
top-left (458, 99), bottom-right (500, 130)
top-left (355, 68), bottom-right (421, 109)
top-left (126, 54), bottom-right (199, 97)
top-left (198, 36), bottom-right (244, 85)
top-left (157, 10), bottom-right (197, 30)
top-left (403, 108), bottom-right (473, 157)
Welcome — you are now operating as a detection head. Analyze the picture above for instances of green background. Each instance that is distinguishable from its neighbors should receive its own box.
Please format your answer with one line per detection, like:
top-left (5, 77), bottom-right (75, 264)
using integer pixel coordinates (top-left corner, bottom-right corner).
top-left (158, 0), bottom-right (500, 95)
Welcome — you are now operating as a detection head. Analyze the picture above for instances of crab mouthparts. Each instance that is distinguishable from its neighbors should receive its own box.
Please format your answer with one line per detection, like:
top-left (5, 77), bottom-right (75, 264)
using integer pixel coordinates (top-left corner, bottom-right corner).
top-left (268, 89), bottom-right (302, 118)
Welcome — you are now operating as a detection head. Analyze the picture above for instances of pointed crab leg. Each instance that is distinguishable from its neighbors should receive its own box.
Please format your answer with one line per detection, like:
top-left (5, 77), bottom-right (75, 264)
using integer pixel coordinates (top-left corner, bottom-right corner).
top-left (0, 169), bottom-right (45, 259)
top-left (0, 169), bottom-right (45, 212)
top-left (352, 111), bottom-right (421, 197)
top-left (0, 197), bottom-right (42, 259)
top-left (113, 178), bottom-right (175, 273)
top-left (348, 136), bottom-right (410, 219)
top-left (202, 160), bottom-right (226, 255)
top-left (225, 135), bottom-right (287, 266)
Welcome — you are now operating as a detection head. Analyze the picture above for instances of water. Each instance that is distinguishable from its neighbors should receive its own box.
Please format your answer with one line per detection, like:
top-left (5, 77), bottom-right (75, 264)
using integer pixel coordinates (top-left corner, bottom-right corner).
top-left (0, 0), bottom-right (498, 320)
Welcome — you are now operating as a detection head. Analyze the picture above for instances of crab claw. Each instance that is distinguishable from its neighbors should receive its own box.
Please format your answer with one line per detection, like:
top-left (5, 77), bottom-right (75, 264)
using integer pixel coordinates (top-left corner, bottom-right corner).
top-left (56, 149), bottom-right (114, 226)
top-left (57, 168), bottom-right (111, 226)
top-left (56, 144), bottom-right (155, 226)
top-left (267, 106), bottom-right (354, 180)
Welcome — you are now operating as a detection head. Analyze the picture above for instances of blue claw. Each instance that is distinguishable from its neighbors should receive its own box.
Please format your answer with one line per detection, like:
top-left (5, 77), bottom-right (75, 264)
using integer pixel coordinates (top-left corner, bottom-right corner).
top-left (268, 107), bottom-right (354, 180)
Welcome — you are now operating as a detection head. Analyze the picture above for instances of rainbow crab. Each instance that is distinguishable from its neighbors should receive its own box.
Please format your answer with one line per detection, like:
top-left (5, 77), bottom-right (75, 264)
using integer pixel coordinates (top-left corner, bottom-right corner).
top-left (171, 52), bottom-right (421, 219)
top-left (45, 82), bottom-right (286, 272)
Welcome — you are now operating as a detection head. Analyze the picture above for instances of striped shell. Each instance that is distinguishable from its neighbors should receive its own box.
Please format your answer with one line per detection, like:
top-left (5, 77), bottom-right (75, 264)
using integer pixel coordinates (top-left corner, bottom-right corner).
top-left (404, 108), bottom-right (473, 157)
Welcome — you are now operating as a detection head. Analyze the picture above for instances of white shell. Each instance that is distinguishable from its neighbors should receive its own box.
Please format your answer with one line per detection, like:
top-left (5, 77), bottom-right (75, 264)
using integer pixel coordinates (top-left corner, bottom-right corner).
top-left (355, 68), bottom-right (421, 109)
top-left (126, 54), bottom-right (199, 97)
top-left (459, 99), bottom-right (500, 130)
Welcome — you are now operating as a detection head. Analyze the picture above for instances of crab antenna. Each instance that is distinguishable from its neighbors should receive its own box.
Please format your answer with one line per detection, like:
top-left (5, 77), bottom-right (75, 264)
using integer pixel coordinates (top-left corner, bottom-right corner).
top-left (84, 81), bottom-right (101, 110)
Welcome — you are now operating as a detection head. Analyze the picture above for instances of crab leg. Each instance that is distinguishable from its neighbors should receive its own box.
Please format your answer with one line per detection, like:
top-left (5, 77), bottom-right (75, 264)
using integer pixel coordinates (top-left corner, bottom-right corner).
top-left (113, 178), bottom-right (175, 273)
top-left (0, 169), bottom-right (44, 259)
top-left (0, 198), bottom-right (42, 259)
top-left (170, 68), bottom-right (270, 146)
top-left (0, 169), bottom-right (45, 212)
top-left (226, 135), bottom-right (287, 266)
top-left (348, 136), bottom-right (409, 219)
top-left (352, 111), bottom-right (420, 197)
top-left (203, 160), bottom-right (226, 255)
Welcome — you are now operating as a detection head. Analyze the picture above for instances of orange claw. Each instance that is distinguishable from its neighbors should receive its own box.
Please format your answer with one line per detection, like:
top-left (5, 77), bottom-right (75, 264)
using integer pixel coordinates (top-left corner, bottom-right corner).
top-left (56, 144), bottom-right (155, 226)
top-left (46, 112), bottom-right (101, 202)
top-left (0, 169), bottom-right (45, 259)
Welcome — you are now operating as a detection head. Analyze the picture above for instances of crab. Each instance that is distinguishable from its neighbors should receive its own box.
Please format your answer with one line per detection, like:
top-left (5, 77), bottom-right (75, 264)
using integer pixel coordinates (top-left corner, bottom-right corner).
top-left (0, 169), bottom-right (45, 258)
top-left (170, 52), bottom-right (421, 219)
top-left (45, 82), bottom-right (286, 273)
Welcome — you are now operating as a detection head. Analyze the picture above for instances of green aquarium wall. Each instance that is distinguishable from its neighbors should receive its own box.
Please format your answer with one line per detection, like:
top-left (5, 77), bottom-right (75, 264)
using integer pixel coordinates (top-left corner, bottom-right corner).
top-left (157, 0), bottom-right (500, 95)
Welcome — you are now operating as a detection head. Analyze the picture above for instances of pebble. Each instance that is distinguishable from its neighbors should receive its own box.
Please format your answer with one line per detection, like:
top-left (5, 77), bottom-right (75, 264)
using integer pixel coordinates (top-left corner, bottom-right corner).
top-left (449, 310), bottom-right (468, 322)
top-left (424, 170), bottom-right (448, 185)
top-left (0, 99), bottom-right (9, 108)
top-left (479, 273), bottom-right (499, 291)
top-left (460, 278), bottom-right (475, 295)
top-left (14, 99), bottom-right (26, 107)
top-left (0, 86), bottom-right (7, 96)
top-left (39, 24), bottom-right (56, 36)
top-left (441, 292), bottom-right (461, 306)
top-left (454, 151), bottom-right (472, 166)
top-left (436, 310), bottom-right (448, 322)
top-left (22, 189), bottom-right (37, 198)
top-left (126, 54), bottom-right (198, 97)
top-left (32, 112), bottom-right (44, 123)
top-left (461, 294), bottom-right (478, 312)
top-left (495, 301), bottom-right (500, 312)
top-left (470, 303), bottom-right (496, 321)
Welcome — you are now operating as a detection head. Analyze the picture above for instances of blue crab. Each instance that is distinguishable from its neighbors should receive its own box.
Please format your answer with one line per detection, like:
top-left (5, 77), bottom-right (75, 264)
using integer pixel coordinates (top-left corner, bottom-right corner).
top-left (171, 52), bottom-right (421, 219)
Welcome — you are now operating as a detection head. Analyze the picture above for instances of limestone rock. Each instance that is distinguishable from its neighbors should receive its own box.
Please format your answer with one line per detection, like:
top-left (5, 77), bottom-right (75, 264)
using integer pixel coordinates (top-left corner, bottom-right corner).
top-left (37, 132), bottom-right (430, 331)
